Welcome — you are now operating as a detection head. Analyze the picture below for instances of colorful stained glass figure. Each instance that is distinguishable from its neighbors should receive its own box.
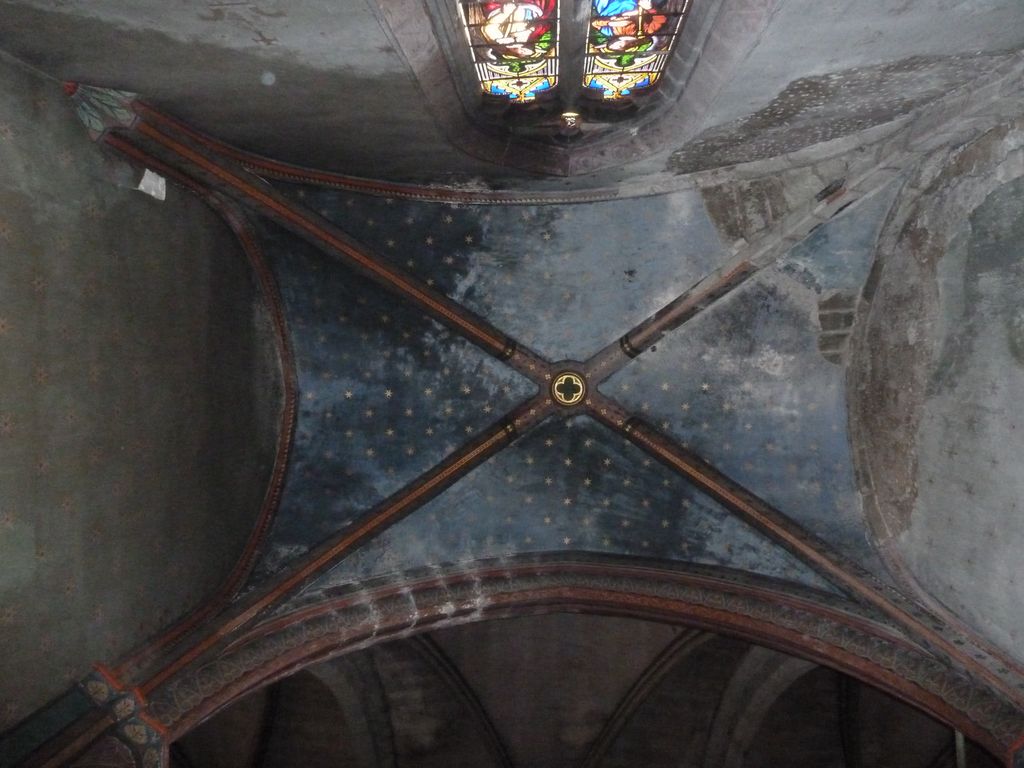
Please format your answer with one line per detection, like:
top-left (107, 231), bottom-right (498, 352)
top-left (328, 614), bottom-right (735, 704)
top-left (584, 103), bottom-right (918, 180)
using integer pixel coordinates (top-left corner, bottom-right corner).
top-left (459, 0), bottom-right (560, 102)
top-left (584, 0), bottom-right (690, 99)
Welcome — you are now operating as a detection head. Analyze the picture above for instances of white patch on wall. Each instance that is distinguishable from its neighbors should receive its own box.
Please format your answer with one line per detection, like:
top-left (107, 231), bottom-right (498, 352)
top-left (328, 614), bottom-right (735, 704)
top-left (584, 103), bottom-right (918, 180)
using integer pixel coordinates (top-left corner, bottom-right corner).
top-left (136, 169), bottom-right (166, 201)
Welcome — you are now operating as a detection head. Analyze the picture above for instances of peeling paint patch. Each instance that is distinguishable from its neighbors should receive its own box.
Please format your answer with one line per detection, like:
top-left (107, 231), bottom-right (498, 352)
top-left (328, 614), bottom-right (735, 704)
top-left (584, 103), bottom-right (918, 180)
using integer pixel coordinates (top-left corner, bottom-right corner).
top-left (670, 54), bottom-right (1008, 173)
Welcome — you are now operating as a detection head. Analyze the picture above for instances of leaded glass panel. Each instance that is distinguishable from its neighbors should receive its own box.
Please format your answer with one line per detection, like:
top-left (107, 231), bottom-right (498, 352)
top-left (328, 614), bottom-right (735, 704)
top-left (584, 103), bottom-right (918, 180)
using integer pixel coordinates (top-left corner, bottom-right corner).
top-left (584, 0), bottom-right (690, 99)
top-left (459, 0), bottom-right (560, 102)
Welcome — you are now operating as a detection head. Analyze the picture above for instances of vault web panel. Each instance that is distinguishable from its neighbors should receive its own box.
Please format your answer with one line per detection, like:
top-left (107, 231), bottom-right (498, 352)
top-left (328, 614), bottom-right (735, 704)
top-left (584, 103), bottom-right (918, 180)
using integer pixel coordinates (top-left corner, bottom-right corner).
top-left (248, 223), bottom-right (535, 583)
top-left (298, 415), bottom-right (838, 602)
top-left (600, 190), bottom-right (899, 573)
top-left (276, 185), bottom-right (731, 362)
top-left (603, 274), bottom-right (874, 566)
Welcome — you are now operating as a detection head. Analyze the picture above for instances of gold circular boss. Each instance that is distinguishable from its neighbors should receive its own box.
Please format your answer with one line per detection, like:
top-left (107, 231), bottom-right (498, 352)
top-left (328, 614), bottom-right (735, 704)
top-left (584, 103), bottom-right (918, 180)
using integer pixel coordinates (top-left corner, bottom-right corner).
top-left (551, 372), bottom-right (586, 407)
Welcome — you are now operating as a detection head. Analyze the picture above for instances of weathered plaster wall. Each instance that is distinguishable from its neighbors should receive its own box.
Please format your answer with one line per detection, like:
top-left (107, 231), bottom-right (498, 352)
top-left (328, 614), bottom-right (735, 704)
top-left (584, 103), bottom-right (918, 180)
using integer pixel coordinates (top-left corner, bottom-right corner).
top-left (900, 176), bottom-right (1024, 655)
top-left (0, 0), bottom-right (489, 181)
top-left (704, 0), bottom-right (1024, 128)
top-left (3, 0), bottom-right (1021, 185)
top-left (669, 53), bottom-right (1009, 174)
top-left (0, 56), bottom-right (282, 730)
top-left (849, 124), bottom-right (1024, 661)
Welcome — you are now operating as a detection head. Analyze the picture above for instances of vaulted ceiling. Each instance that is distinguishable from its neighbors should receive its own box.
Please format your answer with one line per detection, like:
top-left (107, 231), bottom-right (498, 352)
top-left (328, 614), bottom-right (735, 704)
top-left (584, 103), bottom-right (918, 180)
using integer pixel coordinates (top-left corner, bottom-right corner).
top-left (174, 614), bottom-right (1002, 768)
top-left (2, 1), bottom-right (1024, 767)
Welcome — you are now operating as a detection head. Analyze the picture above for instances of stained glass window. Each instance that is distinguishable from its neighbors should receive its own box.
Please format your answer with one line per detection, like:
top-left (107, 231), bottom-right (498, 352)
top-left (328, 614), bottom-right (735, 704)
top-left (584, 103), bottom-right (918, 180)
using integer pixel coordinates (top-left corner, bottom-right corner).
top-left (458, 0), bottom-right (560, 102)
top-left (584, 0), bottom-right (690, 99)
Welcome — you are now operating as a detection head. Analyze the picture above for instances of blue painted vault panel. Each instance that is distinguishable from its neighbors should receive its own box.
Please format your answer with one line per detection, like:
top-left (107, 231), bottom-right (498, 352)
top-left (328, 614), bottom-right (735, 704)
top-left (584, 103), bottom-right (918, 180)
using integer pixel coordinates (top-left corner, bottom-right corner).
top-left (277, 184), bottom-right (730, 362)
top-left (300, 415), bottom-right (838, 600)
top-left (249, 223), bottom-right (535, 581)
